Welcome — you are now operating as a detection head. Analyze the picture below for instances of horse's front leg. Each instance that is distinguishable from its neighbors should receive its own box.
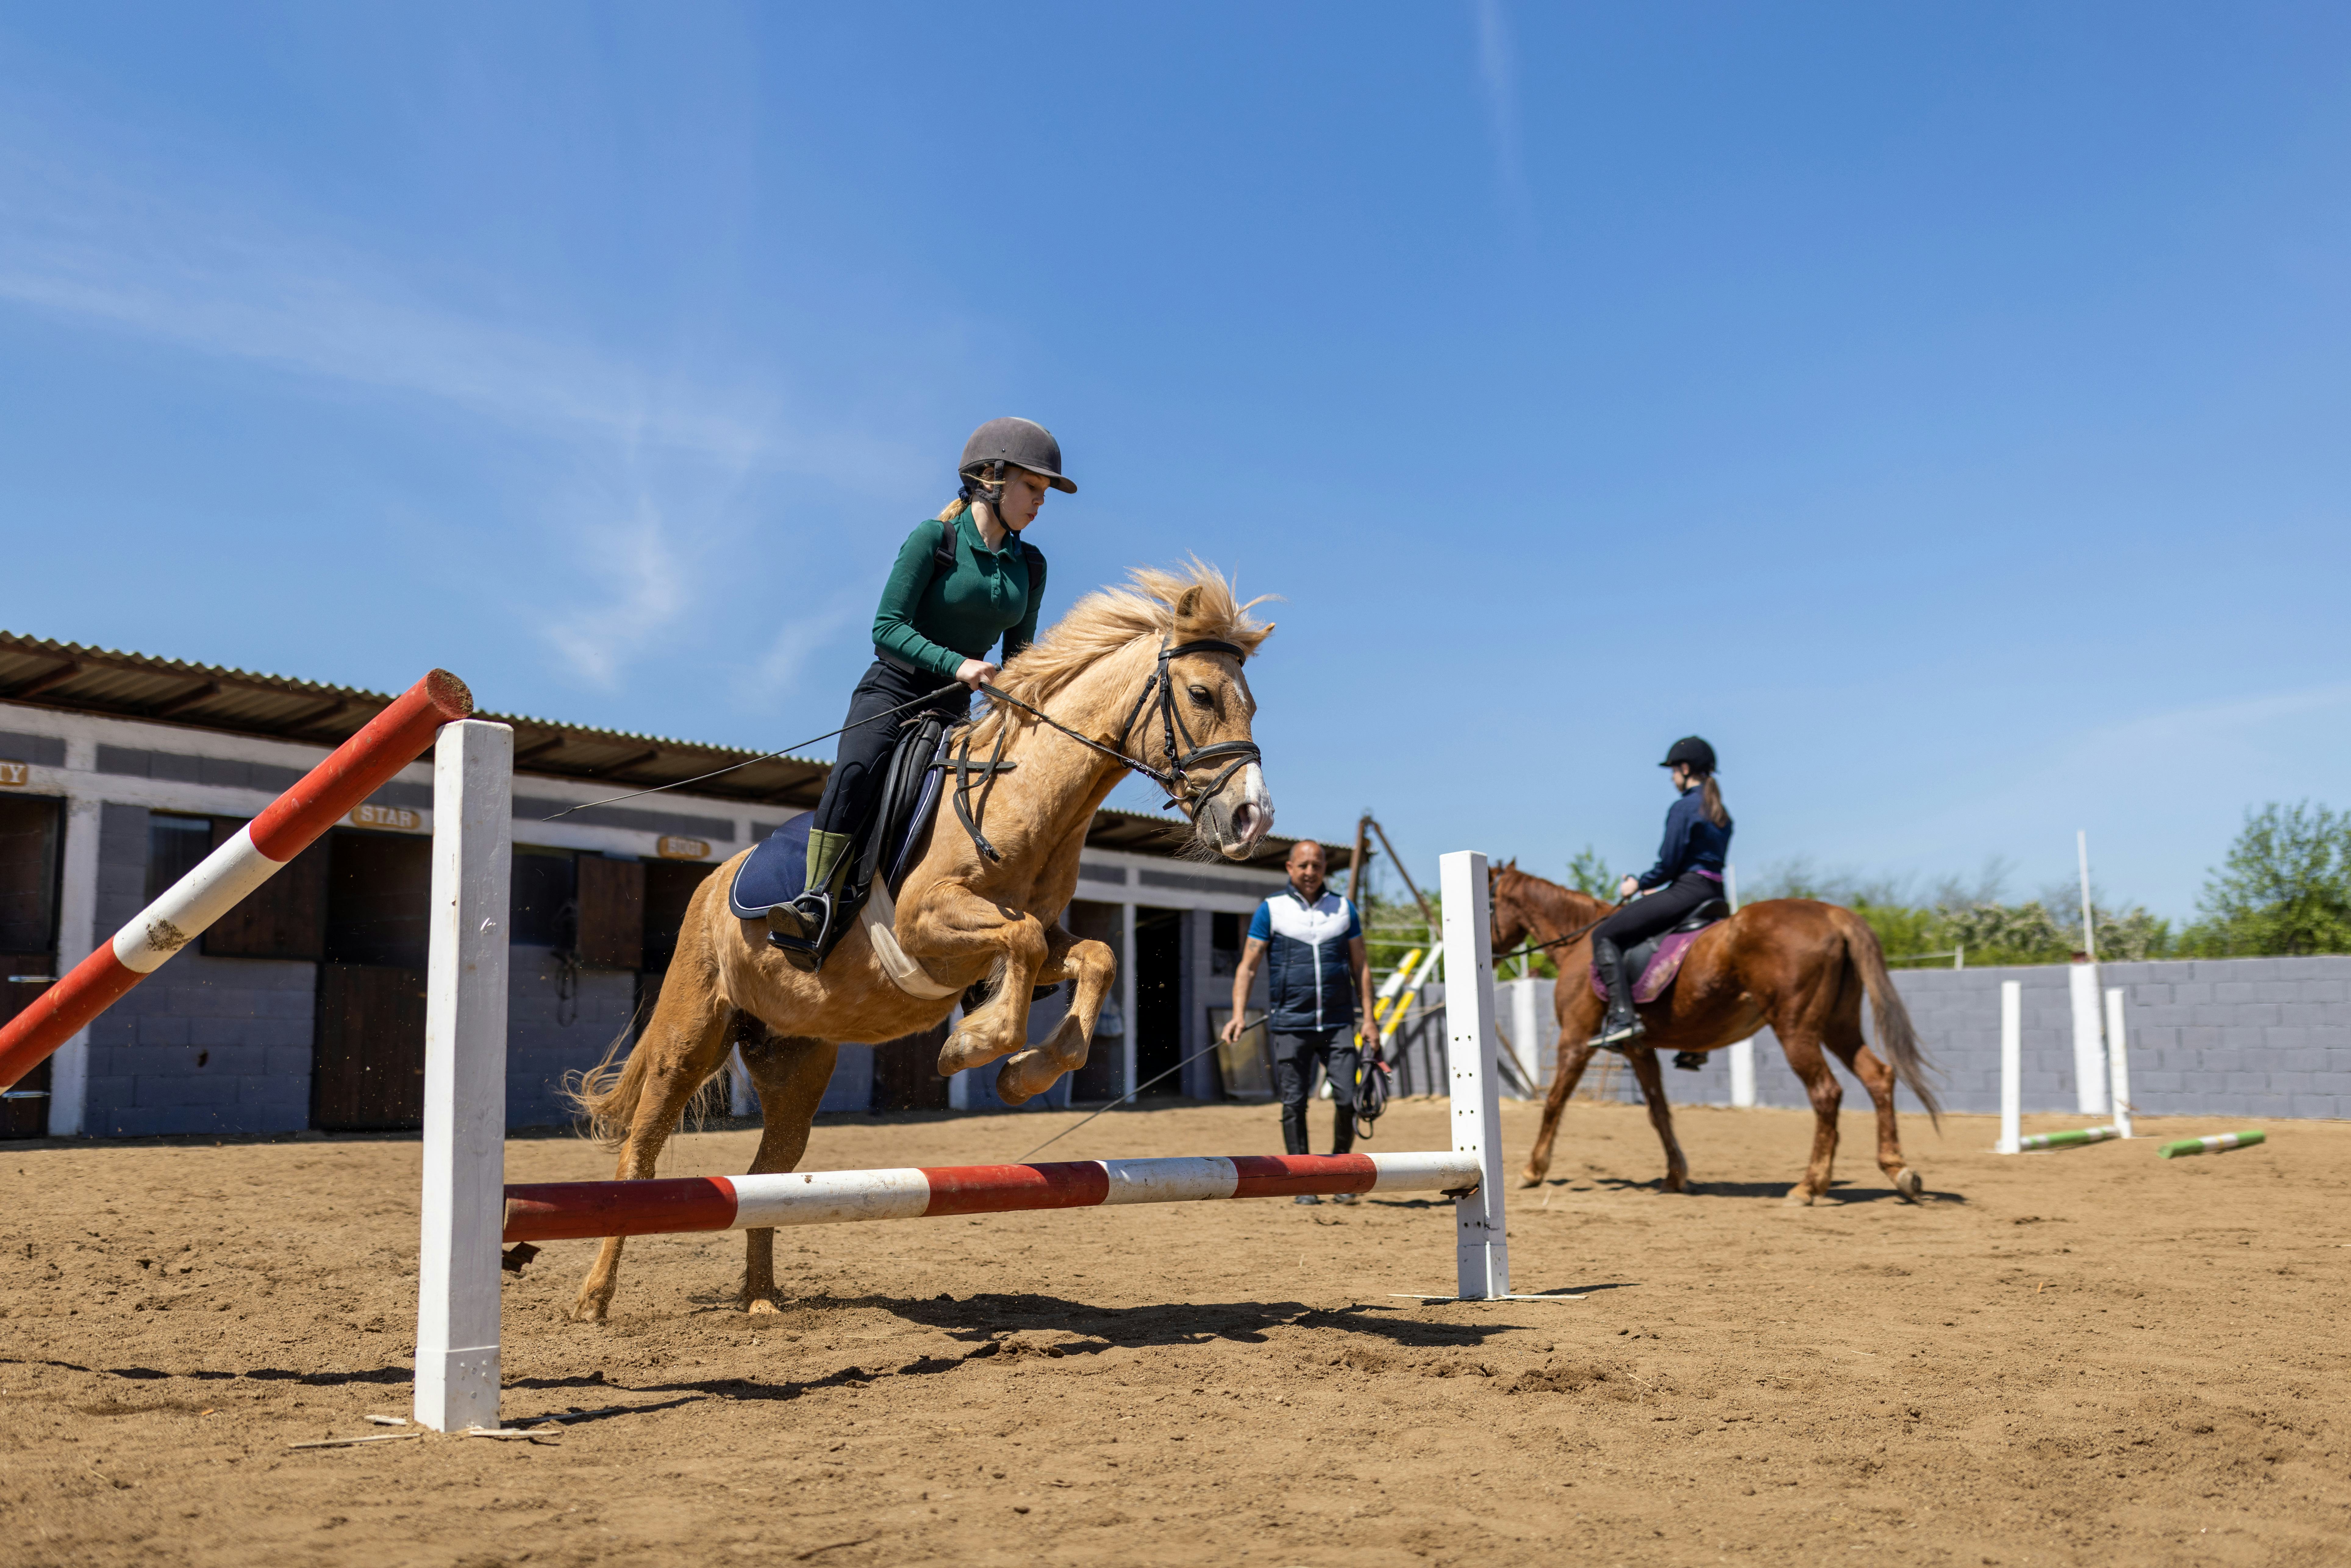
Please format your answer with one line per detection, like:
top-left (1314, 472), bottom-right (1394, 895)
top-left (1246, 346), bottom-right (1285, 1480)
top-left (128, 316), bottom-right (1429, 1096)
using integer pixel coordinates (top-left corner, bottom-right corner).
top-left (995, 926), bottom-right (1116, 1105)
top-left (1624, 1044), bottom-right (1691, 1194)
top-left (911, 884), bottom-right (1049, 1079)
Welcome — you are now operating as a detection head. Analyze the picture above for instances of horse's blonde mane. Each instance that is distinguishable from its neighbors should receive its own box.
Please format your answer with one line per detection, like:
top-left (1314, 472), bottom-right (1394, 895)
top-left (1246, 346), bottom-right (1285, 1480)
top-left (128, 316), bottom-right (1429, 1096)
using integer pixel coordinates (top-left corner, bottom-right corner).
top-left (970, 559), bottom-right (1275, 745)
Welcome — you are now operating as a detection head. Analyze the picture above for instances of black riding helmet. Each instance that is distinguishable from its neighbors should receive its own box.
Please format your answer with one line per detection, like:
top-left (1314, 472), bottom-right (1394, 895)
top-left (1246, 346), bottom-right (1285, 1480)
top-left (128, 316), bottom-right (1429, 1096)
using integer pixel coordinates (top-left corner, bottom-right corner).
top-left (1660, 736), bottom-right (1717, 774)
top-left (959, 417), bottom-right (1077, 494)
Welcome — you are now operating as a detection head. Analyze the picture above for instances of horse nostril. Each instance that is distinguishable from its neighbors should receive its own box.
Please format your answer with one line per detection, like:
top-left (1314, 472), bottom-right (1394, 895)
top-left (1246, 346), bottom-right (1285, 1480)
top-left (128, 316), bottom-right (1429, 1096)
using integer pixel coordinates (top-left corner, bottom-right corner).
top-left (1232, 803), bottom-right (1261, 841)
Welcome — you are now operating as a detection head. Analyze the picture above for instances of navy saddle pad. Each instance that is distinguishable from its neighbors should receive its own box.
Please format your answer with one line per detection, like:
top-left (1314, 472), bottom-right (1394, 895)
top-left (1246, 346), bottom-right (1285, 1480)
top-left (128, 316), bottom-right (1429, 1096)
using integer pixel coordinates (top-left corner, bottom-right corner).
top-left (729, 811), bottom-right (818, 919)
top-left (727, 725), bottom-right (951, 923)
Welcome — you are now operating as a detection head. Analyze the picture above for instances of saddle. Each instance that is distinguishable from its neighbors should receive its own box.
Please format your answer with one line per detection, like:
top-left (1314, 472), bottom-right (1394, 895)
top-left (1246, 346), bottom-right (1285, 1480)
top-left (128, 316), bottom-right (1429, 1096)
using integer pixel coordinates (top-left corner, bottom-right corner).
top-left (731, 713), bottom-right (966, 980)
top-left (1589, 897), bottom-right (1730, 1010)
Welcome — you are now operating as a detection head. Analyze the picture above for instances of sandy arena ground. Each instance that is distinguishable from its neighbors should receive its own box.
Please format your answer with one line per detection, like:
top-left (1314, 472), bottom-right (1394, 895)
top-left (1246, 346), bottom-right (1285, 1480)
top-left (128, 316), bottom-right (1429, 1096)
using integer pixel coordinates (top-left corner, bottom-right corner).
top-left (4, 1095), bottom-right (2347, 1567)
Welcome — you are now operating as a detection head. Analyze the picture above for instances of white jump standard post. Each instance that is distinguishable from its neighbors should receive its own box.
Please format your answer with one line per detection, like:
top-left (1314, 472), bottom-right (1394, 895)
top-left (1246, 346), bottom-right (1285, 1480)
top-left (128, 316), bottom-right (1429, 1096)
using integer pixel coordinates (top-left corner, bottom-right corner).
top-left (1442, 851), bottom-right (1509, 1299)
top-left (413, 720), bottom-right (514, 1433)
top-left (1995, 980), bottom-right (2022, 1154)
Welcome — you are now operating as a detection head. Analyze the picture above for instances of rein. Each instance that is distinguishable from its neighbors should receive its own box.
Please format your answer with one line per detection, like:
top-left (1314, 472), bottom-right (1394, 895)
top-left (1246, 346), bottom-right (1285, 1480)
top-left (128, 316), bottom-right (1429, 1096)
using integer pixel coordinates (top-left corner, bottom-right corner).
top-left (1492, 909), bottom-right (1616, 965)
top-left (951, 637), bottom-right (1259, 863)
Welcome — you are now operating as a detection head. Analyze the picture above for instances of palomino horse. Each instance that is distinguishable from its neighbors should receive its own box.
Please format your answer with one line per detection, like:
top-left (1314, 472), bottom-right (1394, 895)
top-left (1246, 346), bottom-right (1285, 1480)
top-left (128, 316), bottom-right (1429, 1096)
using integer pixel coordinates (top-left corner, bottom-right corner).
top-left (567, 564), bottom-right (1276, 1319)
top-left (1489, 861), bottom-right (1942, 1205)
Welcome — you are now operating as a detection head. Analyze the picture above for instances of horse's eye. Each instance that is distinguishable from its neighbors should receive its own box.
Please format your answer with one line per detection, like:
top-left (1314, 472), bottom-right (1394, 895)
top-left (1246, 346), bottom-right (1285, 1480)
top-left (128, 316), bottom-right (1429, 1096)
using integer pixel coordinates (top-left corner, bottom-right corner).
top-left (1187, 684), bottom-right (1214, 709)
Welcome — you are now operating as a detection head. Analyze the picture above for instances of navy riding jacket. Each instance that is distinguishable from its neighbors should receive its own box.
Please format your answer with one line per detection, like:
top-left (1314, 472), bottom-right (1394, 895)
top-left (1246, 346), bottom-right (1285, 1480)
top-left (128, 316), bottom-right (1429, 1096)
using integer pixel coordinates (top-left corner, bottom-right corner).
top-left (1636, 789), bottom-right (1731, 890)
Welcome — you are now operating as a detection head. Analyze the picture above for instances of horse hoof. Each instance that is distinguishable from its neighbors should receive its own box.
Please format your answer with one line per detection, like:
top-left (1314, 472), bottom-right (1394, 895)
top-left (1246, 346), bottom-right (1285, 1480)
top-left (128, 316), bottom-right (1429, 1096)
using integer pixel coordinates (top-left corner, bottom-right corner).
top-left (1894, 1168), bottom-right (1923, 1202)
top-left (1517, 1171), bottom-right (1545, 1190)
top-left (1781, 1188), bottom-right (1816, 1208)
top-left (570, 1298), bottom-right (610, 1323)
top-left (744, 1295), bottom-right (781, 1316)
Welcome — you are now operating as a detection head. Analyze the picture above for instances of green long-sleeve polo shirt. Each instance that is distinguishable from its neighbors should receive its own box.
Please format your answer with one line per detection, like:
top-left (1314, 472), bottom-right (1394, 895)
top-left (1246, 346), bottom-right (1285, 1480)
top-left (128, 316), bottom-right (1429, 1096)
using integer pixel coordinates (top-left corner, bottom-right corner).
top-left (870, 510), bottom-right (1048, 682)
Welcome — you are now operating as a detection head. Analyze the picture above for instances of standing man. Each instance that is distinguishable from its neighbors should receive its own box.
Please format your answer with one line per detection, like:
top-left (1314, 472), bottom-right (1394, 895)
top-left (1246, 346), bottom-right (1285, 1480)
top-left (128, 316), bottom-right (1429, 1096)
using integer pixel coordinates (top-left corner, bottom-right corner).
top-left (1222, 840), bottom-right (1381, 1205)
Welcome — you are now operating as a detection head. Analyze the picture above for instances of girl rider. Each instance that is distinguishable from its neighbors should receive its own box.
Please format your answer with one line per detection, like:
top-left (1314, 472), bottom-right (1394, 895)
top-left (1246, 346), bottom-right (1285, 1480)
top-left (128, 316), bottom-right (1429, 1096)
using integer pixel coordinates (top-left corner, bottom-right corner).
top-left (1589, 736), bottom-right (1733, 1048)
top-left (767, 417), bottom-right (1075, 966)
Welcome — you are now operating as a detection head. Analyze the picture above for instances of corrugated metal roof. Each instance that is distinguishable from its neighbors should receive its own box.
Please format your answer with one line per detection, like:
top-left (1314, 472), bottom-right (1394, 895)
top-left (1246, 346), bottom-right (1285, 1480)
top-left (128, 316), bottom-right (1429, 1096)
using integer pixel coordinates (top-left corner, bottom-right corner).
top-left (0, 631), bottom-right (1333, 870)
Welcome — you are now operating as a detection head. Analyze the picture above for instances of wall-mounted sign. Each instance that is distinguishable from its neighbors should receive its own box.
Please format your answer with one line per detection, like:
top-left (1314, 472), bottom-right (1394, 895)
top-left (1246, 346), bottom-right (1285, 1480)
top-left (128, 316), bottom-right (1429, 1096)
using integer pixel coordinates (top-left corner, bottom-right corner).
top-left (349, 803), bottom-right (424, 832)
top-left (0, 761), bottom-right (25, 788)
top-left (657, 835), bottom-right (711, 861)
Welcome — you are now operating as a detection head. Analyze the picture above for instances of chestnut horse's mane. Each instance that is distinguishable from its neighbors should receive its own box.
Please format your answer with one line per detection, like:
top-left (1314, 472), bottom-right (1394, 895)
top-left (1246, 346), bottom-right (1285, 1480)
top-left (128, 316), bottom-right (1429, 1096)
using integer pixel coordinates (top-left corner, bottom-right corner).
top-left (966, 559), bottom-right (1275, 750)
top-left (1493, 860), bottom-right (1615, 943)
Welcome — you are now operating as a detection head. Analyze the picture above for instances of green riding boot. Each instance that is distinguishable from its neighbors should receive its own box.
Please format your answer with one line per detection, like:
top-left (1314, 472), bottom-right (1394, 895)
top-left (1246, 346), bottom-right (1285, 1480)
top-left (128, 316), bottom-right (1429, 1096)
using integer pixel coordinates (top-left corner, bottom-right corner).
top-left (767, 828), bottom-right (855, 958)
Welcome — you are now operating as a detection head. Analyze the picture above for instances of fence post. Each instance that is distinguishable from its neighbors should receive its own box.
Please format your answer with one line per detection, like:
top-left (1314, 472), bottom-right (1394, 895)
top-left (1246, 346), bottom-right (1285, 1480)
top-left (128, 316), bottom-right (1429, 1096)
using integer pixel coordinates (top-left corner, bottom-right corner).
top-left (413, 720), bottom-right (513, 1432)
top-left (2104, 987), bottom-right (2133, 1138)
top-left (2068, 962), bottom-right (2109, 1116)
top-left (1996, 980), bottom-right (2022, 1154)
top-left (1440, 851), bottom-right (1509, 1300)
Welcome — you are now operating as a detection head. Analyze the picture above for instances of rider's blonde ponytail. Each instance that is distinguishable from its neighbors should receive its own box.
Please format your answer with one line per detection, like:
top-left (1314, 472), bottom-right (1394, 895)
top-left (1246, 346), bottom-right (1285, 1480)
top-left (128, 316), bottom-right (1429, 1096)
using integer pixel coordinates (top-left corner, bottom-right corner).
top-left (934, 497), bottom-right (972, 522)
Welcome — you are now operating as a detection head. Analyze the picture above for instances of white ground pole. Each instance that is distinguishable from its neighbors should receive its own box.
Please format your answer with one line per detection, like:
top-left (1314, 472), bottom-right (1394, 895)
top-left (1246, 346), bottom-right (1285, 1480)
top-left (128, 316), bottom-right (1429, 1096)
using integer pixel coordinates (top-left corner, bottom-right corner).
top-left (1440, 851), bottom-right (1510, 1300)
top-left (1724, 863), bottom-right (1757, 1108)
top-left (413, 720), bottom-right (514, 1433)
top-left (2068, 962), bottom-right (2110, 1116)
top-left (2104, 986), bottom-right (2133, 1138)
top-left (1996, 980), bottom-right (2023, 1154)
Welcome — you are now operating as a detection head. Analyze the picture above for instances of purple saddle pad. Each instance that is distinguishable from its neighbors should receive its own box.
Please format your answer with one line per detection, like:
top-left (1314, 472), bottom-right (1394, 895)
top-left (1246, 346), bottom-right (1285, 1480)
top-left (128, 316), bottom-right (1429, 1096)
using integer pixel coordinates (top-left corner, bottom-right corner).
top-left (1589, 926), bottom-right (1710, 1006)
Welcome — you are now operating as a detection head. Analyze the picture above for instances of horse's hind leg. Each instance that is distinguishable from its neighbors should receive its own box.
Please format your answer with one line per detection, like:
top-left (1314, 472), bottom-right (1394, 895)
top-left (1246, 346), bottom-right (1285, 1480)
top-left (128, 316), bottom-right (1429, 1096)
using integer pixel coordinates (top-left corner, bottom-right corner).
top-left (1521, 980), bottom-right (1606, 1186)
top-left (1625, 1045), bottom-right (1690, 1194)
top-left (1825, 1030), bottom-right (1922, 1202)
top-left (735, 1023), bottom-right (841, 1312)
top-left (572, 979), bottom-right (736, 1323)
top-left (1778, 1031), bottom-right (1843, 1206)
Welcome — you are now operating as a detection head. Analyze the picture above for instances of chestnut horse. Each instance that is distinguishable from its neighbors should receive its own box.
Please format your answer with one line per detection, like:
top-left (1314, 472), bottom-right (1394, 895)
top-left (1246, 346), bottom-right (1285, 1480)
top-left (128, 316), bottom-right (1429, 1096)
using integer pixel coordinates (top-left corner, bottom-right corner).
top-left (565, 564), bottom-right (1275, 1320)
top-left (1489, 861), bottom-right (1942, 1205)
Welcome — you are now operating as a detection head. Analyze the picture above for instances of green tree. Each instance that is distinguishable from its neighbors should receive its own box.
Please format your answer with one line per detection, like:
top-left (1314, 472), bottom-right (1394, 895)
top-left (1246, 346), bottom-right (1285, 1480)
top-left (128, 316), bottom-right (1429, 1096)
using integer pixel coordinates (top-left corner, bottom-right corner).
top-left (2184, 802), bottom-right (2351, 956)
top-left (1564, 845), bottom-right (1613, 898)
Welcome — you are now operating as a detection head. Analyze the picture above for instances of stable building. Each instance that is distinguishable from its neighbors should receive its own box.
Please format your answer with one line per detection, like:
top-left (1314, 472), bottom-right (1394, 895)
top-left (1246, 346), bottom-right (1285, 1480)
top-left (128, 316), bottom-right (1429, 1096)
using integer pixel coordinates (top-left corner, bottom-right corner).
top-left (0, 634), bottom-right (1331, 1140)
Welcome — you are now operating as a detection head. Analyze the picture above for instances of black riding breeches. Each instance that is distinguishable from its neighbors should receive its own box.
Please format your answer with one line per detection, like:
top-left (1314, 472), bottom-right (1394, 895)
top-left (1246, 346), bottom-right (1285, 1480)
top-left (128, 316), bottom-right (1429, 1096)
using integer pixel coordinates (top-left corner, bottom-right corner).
top-left (808, 660), bottom-right (973, 841)
top-left (1593, 872), bottom-right (1723, 952)
top-left (1271, 1029), bottom-right (1358, 1157)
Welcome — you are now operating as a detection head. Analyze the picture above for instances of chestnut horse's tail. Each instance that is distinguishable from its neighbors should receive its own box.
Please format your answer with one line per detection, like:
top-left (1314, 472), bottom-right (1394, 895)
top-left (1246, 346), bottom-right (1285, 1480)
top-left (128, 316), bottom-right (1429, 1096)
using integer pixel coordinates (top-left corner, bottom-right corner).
top-left (1827, 905), bottom-right (1944, 1127)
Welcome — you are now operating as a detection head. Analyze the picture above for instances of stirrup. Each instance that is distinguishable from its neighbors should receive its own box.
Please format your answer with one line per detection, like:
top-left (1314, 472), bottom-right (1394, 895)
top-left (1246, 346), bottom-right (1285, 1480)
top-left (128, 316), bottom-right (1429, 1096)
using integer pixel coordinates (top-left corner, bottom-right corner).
top-left (765, 893), bottom-right (831, 973)
top-left (1671, 1052), bottom-right (1706, 1071)
top-left (1588, 1011), bottom-right (1644, 1052)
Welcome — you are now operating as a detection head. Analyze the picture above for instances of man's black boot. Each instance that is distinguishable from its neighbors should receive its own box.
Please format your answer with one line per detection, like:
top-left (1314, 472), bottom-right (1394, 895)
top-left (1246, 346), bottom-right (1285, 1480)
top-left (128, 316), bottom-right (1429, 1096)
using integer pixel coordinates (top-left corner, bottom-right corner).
top-left (1328, 1106), bottom-right (1361, 1202)
top-left (1588, 936), bottom-right (1645, 1050)
top-left (1282, 1103), bottom-right (1320, 1204)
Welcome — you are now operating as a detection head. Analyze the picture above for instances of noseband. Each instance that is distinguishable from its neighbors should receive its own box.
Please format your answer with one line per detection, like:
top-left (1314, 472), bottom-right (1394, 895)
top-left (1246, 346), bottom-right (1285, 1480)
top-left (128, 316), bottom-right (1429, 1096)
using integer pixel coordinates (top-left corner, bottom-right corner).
top-left (954, 637), bottom-right (1261, 863)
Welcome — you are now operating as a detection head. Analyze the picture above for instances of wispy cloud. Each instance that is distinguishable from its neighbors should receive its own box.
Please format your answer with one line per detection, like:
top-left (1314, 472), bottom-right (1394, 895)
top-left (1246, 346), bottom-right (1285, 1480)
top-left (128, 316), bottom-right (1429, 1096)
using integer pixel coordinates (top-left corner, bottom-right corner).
top-left (1468, 0), bottom-right (1531, 224)
top-left (0, 112), bottom-right (924, 688)
top-left (732, 598), bottom-right (865, 715)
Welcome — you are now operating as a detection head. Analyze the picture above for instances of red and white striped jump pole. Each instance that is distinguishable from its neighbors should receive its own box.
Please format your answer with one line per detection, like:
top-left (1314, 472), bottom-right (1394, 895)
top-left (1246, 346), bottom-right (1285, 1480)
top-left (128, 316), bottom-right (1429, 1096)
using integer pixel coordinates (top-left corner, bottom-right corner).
top-left (502, 1151), bottom-right (1481, 1242)
top-left (0, 670), bottom-right (475, 1094)
top-left (415, 846), bottom-right (1528, 1433)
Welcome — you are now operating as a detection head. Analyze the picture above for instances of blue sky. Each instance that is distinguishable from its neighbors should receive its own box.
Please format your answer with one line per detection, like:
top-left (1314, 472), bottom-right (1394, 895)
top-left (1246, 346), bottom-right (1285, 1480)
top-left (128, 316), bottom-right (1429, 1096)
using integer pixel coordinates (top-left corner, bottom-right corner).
top-left (2, 3), bottom-right (2347, 920)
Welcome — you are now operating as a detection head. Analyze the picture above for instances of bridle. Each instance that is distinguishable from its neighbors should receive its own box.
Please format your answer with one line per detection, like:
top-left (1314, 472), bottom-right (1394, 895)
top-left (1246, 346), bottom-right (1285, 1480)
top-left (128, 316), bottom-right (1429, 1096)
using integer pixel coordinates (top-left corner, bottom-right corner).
top-left (951, 636), bottom-right (1261, 863)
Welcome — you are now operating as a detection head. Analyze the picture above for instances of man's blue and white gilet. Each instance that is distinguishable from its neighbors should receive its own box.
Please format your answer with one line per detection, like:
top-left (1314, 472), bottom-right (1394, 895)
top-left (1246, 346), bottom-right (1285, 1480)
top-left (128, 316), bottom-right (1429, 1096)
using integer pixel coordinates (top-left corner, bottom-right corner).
top-left (1249, 887), bottom-right (1362, 1032)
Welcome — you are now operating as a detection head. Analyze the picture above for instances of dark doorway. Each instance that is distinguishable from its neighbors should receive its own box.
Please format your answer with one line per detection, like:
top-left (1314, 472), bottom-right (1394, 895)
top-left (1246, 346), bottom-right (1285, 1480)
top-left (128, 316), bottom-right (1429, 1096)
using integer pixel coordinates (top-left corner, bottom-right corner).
top-left (312, 828), bottom-right (432, 1130)
top-left (1133, 905), bottom-right (1184, 1097)
top-left (1064, 899), bottom-right (1124, 1102)
top-left (0, 795), bottom-right (62, 1139)
top-left (871, 1020), bottom-right (950, 1112)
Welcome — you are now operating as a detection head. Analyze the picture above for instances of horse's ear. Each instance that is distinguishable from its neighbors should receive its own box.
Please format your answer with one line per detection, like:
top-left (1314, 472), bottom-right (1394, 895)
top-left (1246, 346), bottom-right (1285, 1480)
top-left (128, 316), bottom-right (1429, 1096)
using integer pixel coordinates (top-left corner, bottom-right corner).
top-left (1172, 585), bottom-right (1207, 638)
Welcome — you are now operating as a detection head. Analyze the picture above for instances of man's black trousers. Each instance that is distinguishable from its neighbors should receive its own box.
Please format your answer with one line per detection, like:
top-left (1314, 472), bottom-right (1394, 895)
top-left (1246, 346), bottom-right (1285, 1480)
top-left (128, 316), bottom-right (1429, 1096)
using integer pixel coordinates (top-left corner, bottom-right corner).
top-left (1270, 1028), bottom-right (1358, 1157)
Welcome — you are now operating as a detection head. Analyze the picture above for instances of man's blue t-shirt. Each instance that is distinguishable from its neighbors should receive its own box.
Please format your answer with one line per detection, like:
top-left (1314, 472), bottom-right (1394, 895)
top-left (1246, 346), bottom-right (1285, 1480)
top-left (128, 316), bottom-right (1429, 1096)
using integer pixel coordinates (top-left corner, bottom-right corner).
top-left (1248, 885), bottom-right (1362, 1033)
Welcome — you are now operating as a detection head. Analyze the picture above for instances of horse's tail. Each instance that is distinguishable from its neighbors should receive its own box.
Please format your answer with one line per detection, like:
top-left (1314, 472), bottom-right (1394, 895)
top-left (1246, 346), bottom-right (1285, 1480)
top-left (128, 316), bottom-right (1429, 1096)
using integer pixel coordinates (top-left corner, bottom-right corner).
top-left (563, 1023), bottom-right (656, 1149)
top-left (1827, 905), bottom-right (1943, 1127)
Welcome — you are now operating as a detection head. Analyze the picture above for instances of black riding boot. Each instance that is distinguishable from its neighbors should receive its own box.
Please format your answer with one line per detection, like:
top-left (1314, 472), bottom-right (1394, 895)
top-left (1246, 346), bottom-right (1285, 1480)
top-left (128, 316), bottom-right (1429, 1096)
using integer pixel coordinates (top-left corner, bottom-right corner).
top-left (1281, 1103), bottom-right (1310, 1157)
top-left (1331, 1105), bottom-right (1356, 1157)
top-left (1588, 935), bottom-right (1645, 1050)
